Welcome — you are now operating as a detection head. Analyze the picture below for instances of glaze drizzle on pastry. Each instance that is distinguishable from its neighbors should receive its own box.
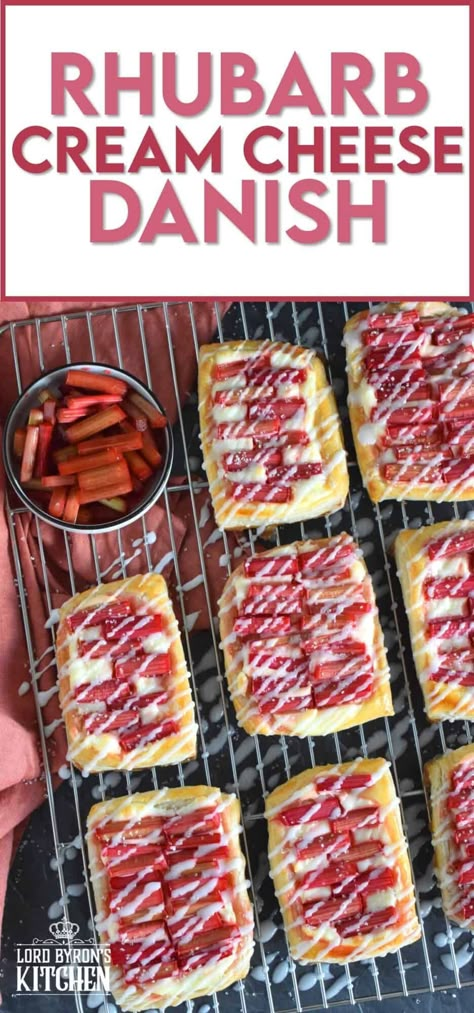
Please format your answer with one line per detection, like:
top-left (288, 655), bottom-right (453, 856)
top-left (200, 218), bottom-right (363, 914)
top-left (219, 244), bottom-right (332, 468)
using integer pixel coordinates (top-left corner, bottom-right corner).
top-left (344, 303), bottom-right (474, 502)
top-left (425, 745), bottom-right (474, 930)
top-left (57, 575), bottom-right (197, 772)
top-left (266, 759), bottom-right (420, 962)
top-left (199, 340), bottom-right (348, 528)
top-left (395, 521), bottom-right (474, 722)
top-left (219, 536), bottom-right (393, 736)
top-left (87, 788), bottom-right (254, 1010)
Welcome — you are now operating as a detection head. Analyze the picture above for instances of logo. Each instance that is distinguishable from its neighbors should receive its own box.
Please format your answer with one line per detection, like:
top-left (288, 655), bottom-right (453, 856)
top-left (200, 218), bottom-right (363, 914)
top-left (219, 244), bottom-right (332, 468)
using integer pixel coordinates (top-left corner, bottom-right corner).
top-left (15, 919), bottom-right (110, 995)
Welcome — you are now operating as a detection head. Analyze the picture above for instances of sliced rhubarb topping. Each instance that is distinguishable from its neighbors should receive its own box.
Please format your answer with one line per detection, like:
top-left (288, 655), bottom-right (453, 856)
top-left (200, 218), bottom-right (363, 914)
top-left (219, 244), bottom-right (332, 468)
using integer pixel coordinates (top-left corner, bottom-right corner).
top-left (163, 809), bottom-right (219, 837)
top-left (383, 463), bottom-right (442, 483)
top-left (267, 463), bottom-right (323, 481)
top-left (258, 692), bottom-right (313, 713)
top-left (430, 669), bottom-right (474, 687)
top-left (296, 832), bottom-right (350, 861)
top-left (282, 429), bottom-right (310, 445)
top-left (299, 863), bottom-right (358, 889)
top-left (110, 881), bottom-right (165, 915)
top-left (231, 483), bottom-right (291, 503)
top-left (175, 925), bottom-right (240, 957)
top-left (312, 673), bottom-right (374, 709)
top-left (244, 555), bottom-right (298, 577)
top-left (339, 906), bottom-right (397, 937)
top-left (248, 648), bottom-right (307, 673)
top-left (233, 616), bottom-right (292, 639)
top-left (331, 807), bottom-right (380, 833)
top-left (338, 867), bottom-right (397, 895)
top-left (212, 359), bottom-right (247, 380)
top-left (85, 710), bottom-right (139, 734)
top-left (75, 680), bottom-right (131, 705)
top-left (298, 539), bottom-right (354, 571)
top-left (367, 310), bottom-right (419, 328)
top-left (314, 773), bottom-right (373, 792)
top-left (67, 599), bottom-right (133, 631)
top-left (252, 672), bottom-right (310, 696)
top-left (119, 919), bottom-right (166, 943)
top-left (309, 656), bottom-right (370, 683)
top-left (249, 367), bottom-right (307, 386)
top-left (424, 576), bottom-right (474, 599)
top-left (103, 614), bottom-right (162, 639)
top-left (217, 419), bottom-right (280, 440)
top-left (428, 617), bottom-right (474, 638)
top-left (120, 718), bottom-right (179, 751)
top-left (336, 840), bottom-right (384, 862)
top-left (304, 895), bottom-right (362, 926)
top-left (223, 449), bottom-right (282, 471)
top-left (114, 653), bottom-right (170, 680)
top-left (248, 398), bottom-right (305, 421)
top-left (108, 850), bottom-right (168, 877)
top-left (241, 587), bottom-right (303, 616)
top-left (279, 796), bottom-right (341, 825)
top-left (427, 531), bottom-right (474, 559)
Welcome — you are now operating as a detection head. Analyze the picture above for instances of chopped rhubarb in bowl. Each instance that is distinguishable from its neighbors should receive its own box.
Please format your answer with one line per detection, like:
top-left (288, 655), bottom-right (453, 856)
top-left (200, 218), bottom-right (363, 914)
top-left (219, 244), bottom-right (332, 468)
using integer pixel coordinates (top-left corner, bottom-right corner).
top-left (3, 363), bottom-right (173, 533)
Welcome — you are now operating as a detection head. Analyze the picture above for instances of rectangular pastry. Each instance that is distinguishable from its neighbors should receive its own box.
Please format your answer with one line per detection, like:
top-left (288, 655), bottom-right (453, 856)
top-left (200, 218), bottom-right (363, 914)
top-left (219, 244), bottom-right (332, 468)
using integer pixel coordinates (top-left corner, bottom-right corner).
top-left (218, 534), bottom-right (393, 736)
top-left (395, 521), bottom-right (474, 722)
top-left (198, 339), bottom-right (348, 529)
top-left (266, 758), bottom-right (420, 963)
top-left (56, 574), bottom-right (197, 772)
top-left (344, 301), bottom-right (474, 502)
top-left (425, 745), bottom-right (474, 930)
top-left (87, 786), bottom-right (254, 1011)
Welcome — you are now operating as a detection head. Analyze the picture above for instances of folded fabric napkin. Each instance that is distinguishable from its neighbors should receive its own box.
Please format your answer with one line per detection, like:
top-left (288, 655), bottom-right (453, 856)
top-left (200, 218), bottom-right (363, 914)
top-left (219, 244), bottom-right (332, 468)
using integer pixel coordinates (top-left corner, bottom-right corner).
top-left (0, 298), bottom-right (239, 939)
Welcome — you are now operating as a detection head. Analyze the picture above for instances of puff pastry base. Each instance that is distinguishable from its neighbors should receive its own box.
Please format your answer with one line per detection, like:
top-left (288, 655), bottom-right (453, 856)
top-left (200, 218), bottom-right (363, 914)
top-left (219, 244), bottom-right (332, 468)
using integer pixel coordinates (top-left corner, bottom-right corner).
top-left (198, 339), bottom-right (348, 529)
top-left (57, 574), bottom-right (197, 773)
top-left (87, 786), bottom-right (254, 1011)
top-left (219, 535), bottom-right (393, 736)
top-left (395, 521), bottom-right (474, 722)
top-left (266, 758), bottom-right (420, 963)
top-left (344, 301), bottom-right (474, 503)
top-left (425, 745), bottom-right (474, 930)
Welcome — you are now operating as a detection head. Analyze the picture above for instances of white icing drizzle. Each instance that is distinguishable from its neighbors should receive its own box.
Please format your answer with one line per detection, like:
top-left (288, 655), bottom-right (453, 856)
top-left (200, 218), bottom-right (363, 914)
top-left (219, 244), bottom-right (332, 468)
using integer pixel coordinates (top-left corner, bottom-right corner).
top-left (430, 749), bottom-right (474, 929)
top-left (219, 535), bottom-right (391, 736)
top-left (88, 789), bottom-right (254, 1009)
top-left (200, 339), bottom-right (347, 525)
top-left (344, 306), bottom-right (474, 500)
top-left (266, 760), bottom-right (419, 962)
top-left (58, 576), bottom-right (197, 773)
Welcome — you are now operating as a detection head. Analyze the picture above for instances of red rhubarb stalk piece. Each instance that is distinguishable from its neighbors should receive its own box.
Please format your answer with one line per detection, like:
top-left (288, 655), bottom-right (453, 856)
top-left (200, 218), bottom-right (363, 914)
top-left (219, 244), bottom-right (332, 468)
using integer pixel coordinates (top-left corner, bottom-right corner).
top-left (244, 555), bottom-right (298, 577)
top-left (304, 895), bottom-right (362, 927)
top-left (48, 486), bottom-right (68, 518)
top-left (119, 920), bottom-right (166, 943)
top-left (124, 450), bottom-right (153, 482)
top-left (231, 483), bottom-right (291, 503)
top-left (85, 710), bottom-right (139, 733)
top-left (223, 449), bottom-right (282, 471)
top-left (331, 807), bottom-right (380, 833)
top-left (75, 680), bottom-right (131, 704)
top-left (248, 367), bottom-right (307, 385)
top-left (267, 463), bottom-right (323, 481)
top-left (120, 718), bottom-right (179, 751)
top-left (41, 474), bottom-right (76, 488)
top-left (62, 488), bottom-right (80, 524)
top-left (77, 478), bottom-right (133, 505)
top-left (128, 390), bottom-right (167, 429)
top-left (298, 538), bottom-right (354, 571)
top-left (383, 463), bottom-right (442, 483)
top-left (103, 614), bottom-right (162, 640)
top-left (279, 797), bottom-right (341, 825)
top-left (257, 692), bottom-right (313, 713)
top-left (110, 881), bottom-right (164, 914)
top-left (339, 906), bottom-right (397, 937)
top-left (20, 425), bottom-right (40, 483)
top-left (163, 809), bottom-right (219, 837)
top-left (77, 459), bottom-right (130, 492)
top-left (300, 863), bottom-right (358, 889)
top-left (33, 423), bottom-right (54, 478)
top-left (428, 531), bottom-right (474, 559)
top-left (13, 428), bottom-right (26, 458)
top-left (65, 405), bottom-right (126, 443)
top-left (428, 617), bottom-right (474, 638)
top-left (68, 600), bottom-right (133, 631)
top-left (424, 576), bottom-right (474, 599)
top-left (65, 369), bottom-right (127, 396)
top-left (282, 430), bottom-right (310, 445)
top-left (233, 615), bottom-right (292, 639)
top-left (65, 394), bottom-right (123, 408)
top-left (114, 653), bottom-right (170, 680)
top-left (217, 419), bottom-right (280, 440)
top-left (368, 310), bottom-right (419, 328)
top-left (312, 672), bottom-right (374, 708)
top-left (296, 832), bottom-right (350, 861)
top-left (315, 773), bottom-right (373, 791)
top-left (213, 360), bottom-right (247, 379)
top-left (248, 398), bottom-right (305, 421)
top-left (175, 925), bottom-right (239, 957)
top-left (59, 447), bottom-right (122, 475)
top-left (336, 840), bottom-right (384, 862)
top-left (77, 431), bottom-right (143, 455)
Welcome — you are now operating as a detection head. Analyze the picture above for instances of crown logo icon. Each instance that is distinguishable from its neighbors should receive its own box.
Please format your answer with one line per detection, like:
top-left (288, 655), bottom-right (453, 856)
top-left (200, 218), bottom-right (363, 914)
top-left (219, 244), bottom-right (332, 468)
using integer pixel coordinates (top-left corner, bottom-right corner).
top-left (49, 919), bottom-right (80, 942)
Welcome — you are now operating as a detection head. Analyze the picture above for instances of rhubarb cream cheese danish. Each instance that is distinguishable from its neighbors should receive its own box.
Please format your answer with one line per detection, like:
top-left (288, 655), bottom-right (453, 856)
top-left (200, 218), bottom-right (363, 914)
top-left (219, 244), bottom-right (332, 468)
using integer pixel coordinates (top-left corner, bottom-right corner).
top-left (87, 786), bottom-right (254, 1011)
top-left (219, 535), bottom-right (393, 736)
top-left (198, 340), bottom-right (348, 529)
top-left (395, 521), bottom-right (474, 722)
top-left (344, 302), bottom-right (474, 502)
top-left (56, 574), bottom-right (197, 772)
top-left (266, 758), bottom-right (420, 963)
top-left (425, 745), bottom-right (474, 930)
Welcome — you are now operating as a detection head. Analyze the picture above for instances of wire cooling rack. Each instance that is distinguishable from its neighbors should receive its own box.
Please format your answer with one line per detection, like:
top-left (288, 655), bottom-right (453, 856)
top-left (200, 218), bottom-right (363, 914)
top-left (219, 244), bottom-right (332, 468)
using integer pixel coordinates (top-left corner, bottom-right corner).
top-left (2, 300), bottom-right (474, 1013)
